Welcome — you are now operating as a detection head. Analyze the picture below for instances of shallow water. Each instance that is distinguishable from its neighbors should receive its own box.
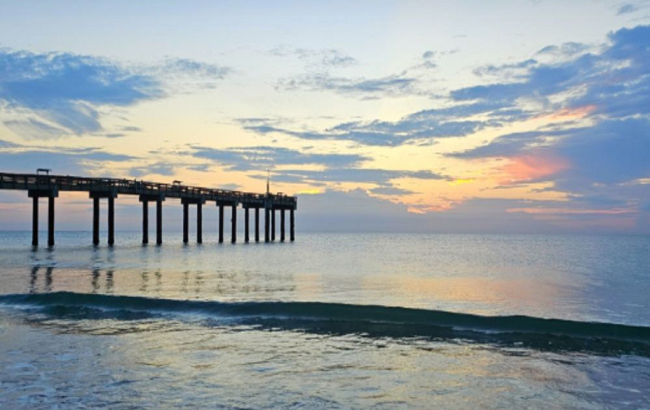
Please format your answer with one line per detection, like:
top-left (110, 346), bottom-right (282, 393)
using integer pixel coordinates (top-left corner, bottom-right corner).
top-left (1, 232), bottom-right (649, 409)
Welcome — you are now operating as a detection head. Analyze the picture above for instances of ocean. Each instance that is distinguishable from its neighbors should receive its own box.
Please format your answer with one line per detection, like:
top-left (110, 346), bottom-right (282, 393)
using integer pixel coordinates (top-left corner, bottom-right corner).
top-left (0, 231), bottom-right (649, 409)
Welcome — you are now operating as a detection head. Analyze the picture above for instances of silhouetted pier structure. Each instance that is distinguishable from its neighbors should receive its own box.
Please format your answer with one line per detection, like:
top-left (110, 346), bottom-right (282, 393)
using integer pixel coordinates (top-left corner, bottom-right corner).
top-left (0, 172), bottom-right (297, 246)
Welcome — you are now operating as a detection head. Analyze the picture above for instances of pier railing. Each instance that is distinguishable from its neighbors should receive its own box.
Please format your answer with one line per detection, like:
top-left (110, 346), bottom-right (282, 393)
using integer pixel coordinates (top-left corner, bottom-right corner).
top-left (0, 172), bottom-right (296, 208)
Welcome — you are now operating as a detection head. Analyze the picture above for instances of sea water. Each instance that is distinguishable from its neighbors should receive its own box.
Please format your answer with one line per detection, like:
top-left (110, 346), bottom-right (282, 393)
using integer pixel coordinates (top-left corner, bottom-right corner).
top-left (0, 232), bottom-right (649, 409)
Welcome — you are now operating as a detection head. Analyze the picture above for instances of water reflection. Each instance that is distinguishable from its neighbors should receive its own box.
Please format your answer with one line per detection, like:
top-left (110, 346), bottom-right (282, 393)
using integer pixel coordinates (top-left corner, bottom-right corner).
top-left (23, 264), bottom-right (296, 300)
top-left (29, 266), bottom-right (54, 294)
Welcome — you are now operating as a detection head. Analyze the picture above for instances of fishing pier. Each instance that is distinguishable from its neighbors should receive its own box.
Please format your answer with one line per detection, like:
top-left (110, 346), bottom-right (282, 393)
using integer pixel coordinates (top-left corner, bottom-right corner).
top-left (0, 171), bottom-right (297, 247)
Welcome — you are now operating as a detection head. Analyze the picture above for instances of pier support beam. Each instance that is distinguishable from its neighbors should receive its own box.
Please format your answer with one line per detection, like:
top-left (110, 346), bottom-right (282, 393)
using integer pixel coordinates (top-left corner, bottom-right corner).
top-left (271, 209), bottom-right (276, 242)
top-left (108, 197), bottom-right (115, 246)
top-left (265, 207), bottom-right (270, 243)
top-left (47, 197), bottom-right (55, 247)
top-left (32, 196), bottom-right (38, 247)
top-left (156, 199), bottom-right (162, 245)
top-left (90, 191), bottom-right (118, 246)
top-left (218, 204), bottom-right (224, 243)
top-left (197, 202), bottom-right (202, 244)
top-left (244, 207), bottom-right (250, 243)
top-left (231, 204), bottom-right (237, 243)
top-left (142, 200), bottom-right (149, 244)
top-left (281, 209), bottom-right (285, 242)
top-left (93, 197), bottom-right (100, 245)
top-left (140, 194), bottom-right (164, 245)
top-left (255, 207), bottom-right (260, 243)
top-left (290, 209), bottom-right (295, 242)
top-left (182, 202), bottom-right (189, 244)
top-left (181, 198), bottom-right (205, 244)
top-left (29, 189), bottom-right (58, 247)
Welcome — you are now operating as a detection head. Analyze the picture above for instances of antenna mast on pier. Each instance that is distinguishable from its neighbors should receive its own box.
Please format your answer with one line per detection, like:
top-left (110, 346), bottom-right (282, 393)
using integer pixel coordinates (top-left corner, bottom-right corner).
top-left (266, 167), bottom-right (271, 196)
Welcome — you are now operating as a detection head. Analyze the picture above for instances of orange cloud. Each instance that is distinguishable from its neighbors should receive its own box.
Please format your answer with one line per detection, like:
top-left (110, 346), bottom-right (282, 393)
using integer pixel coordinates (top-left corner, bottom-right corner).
top-left (500, 152), bottom-right (569, 184)
top-left (536, 105), bottom-right (597, 121)
top-left (407, 202), bottom-right (456, 214)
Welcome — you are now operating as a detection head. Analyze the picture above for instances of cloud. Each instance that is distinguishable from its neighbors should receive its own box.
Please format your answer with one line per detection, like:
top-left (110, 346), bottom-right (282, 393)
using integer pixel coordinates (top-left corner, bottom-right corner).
top-left (120, 126), bottom-right (143, 132)
top-left (298, 191), bottom-right (645, 233)
top-left (159, 57), bottom-right (230, 80)
top-left (130, 163), bottom-right (176, 177)
top-left (0, 144), bottom-right (134, 176)
top-left (186, 145), bottom-right (445, 190)
top-left (369, 186), bottom-right (416, 196)
top-left (535, 42), bottom-right (592, 59)
top-left (438, 25), bottom-right (650, 226)
top-left (240, 98), bottom-right (532, 147)
top-left (0, 50), bottom-right (162, 136)
top-left (276, 72), bottom-right (419, 99)
top-left (264, 168), bottom-right (445, 186)
top-left (243, 102), bottom-right (516, 146)
top-left (269, 46), bottom-right (357, 68)
top-left (452, 25), bottom-right (650, 120)
top-left (4, 118), bottom-right (67, 140)
top-left (271, 44), bottom-right (434, 99)
top-left (0, 49), bottom-right (229, 139)
top-left (273, 45), bottom-right (455, 98)
top-left (617, 3), bottom-right (639, 15)
top-left (190, 145), bottom-right (370, 170)
top-left (0, 139), bottom-right (20, 149)
top-left (448, 127), bottom-right (576, 159)
top-left (449, 25), bottom-right (650, 175)
top-left (554, 118), bottom-right (650, 187)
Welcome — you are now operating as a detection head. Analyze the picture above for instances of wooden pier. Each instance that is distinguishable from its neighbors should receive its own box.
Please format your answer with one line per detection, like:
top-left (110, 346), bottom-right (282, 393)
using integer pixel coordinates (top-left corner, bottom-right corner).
top-left (0, 172), bottom-right (297, 246)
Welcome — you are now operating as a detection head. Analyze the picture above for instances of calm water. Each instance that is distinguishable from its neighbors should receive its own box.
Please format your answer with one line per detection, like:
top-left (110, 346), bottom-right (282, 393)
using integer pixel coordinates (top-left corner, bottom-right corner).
top-left (1, 232), bottom-right (649, 409)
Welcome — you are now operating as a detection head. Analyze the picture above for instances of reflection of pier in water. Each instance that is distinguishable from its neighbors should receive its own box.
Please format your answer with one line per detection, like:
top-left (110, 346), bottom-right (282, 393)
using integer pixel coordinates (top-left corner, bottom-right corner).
top-left (26, 266), bottom-right (297, 297)
top-left (1, 171), bottom-right (297, 247)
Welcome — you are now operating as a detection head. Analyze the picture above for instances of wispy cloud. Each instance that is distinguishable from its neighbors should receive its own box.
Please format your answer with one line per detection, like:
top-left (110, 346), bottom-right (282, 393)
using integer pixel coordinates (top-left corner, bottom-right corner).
top-left (261, 168), bottom-right (445, 186)
top-left (242, 102), bottom-right (519, 147)
top-left (0, 139), bottom-right (135, 175)
top-left (269, 46), bottom-right (357, 68)
top-left (185, 145), bottom-right (445, 190)
top-left (617, 3), bottom-right (639, 15)
top-left (189, 145), bottom-right (370, 170)
top-left (275, 73), bottom-right (419, 99)
top-left (272, 46), bottom-right (443, 99)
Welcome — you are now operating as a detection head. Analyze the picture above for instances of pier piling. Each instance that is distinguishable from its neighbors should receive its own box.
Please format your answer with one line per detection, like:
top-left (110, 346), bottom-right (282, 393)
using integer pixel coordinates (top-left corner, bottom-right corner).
top-left (93, 197), bottom-right (100, 245)
top-left (32, 196), bottom-right (38, 246)
top-left (47, 196), bottom-right (54, 247)
top-left (231, 204), bottom-right (237, 243)
top-left (265, 207), bottom-right (270, 243)
top-left (142, 199), bottom-right (149, 244)
top-left (108, 197), bottom-right (115, 246)
top-left (218, 204), bottom-right (224, 243)
top-left (29, 189), bottom-right (57, 247)
top-left (244, 207), bottom-right (250, 243)
top-left (197, 202), bottom-right (203, 244)
top-left (183, 202), bottom-right (188, 243)
top-left (255, 207), bottom-right (260, 243)
top-left (156, 199), bottom-right (162, 245)
top-left (91, 191), bottom-right (118, 245)
top-left (281, 209), bottom-right (285, 242)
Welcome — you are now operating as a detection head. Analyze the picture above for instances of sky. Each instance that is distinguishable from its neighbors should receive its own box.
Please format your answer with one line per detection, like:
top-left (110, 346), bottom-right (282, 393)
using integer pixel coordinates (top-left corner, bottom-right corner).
top-left (0, 0), bottom-right (649, 233)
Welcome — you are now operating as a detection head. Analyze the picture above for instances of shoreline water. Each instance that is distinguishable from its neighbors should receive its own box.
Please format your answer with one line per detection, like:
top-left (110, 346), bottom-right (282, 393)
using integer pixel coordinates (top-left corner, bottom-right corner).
top-left (1, 232), bottom-right (649, 408)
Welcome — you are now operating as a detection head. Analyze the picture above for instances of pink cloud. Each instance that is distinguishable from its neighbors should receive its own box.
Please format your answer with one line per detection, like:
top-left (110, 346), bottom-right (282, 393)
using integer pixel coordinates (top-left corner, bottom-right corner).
top-left (500, 151), bottom-right (569, 184)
